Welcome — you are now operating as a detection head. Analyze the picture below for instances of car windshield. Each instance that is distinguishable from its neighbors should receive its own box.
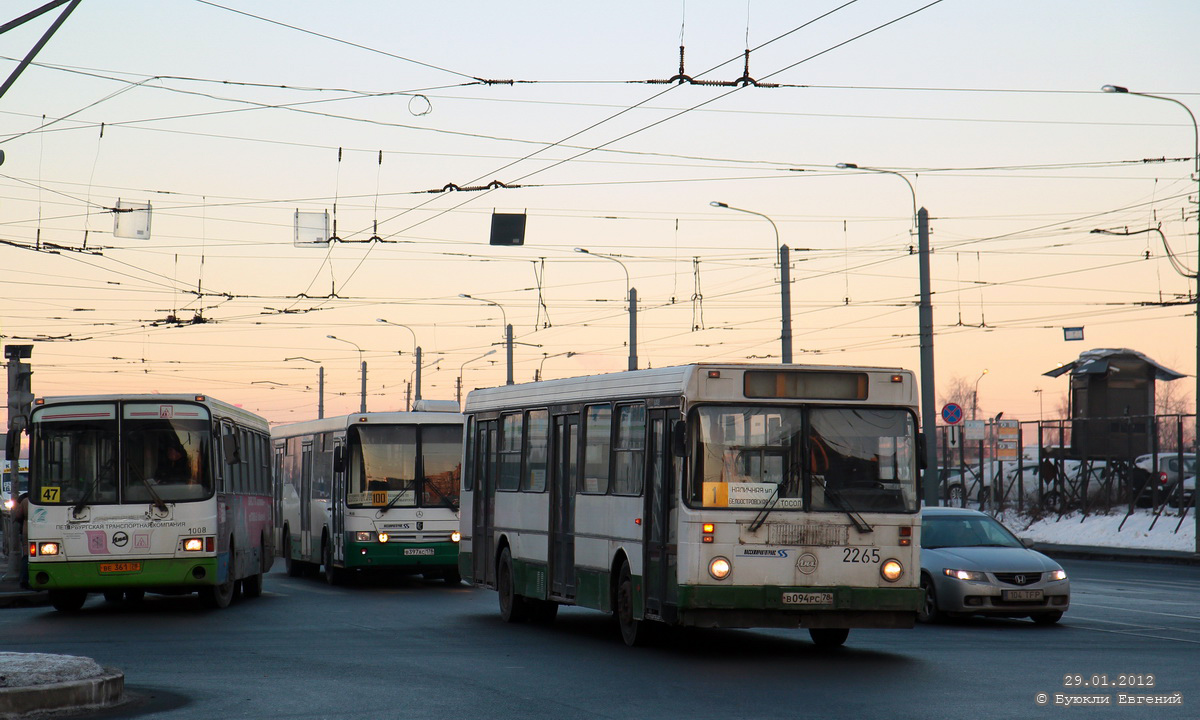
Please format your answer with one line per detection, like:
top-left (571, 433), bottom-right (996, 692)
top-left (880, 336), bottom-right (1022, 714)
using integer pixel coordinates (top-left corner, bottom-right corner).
top-left (921, 514), bottom-right (1023, 549)
top-left (688, 405), bottom-right (918, 513)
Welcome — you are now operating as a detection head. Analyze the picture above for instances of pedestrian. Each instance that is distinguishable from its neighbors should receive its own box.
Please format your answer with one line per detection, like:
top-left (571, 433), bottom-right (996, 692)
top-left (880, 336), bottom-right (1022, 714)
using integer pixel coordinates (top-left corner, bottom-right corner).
top-left (10, 492), bottom-right (28, 589)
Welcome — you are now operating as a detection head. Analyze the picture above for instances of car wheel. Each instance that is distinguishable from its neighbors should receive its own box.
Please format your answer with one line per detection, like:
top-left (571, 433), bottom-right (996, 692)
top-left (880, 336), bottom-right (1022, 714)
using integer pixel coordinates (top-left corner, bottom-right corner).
top-left (1041, 491), bottom-right (1062, 513)
top-left (918, 575), bottom-right (941, 623)
top-left (615, 563), bottom-right (644, 646)
top-left (947, 484), bottom-right (965, 507)
top-left (808, 628), bottom-right (849, 648)
top-left (497, 547), bottom-right (527, 623)
top-left (1031, 611), bottom-right (1063, 625)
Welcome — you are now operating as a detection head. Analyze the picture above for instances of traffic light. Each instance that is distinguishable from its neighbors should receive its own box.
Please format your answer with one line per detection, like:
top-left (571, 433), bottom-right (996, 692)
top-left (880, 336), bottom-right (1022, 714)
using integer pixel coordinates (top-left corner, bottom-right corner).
top-left (5, 345), bottom-right (33, 439)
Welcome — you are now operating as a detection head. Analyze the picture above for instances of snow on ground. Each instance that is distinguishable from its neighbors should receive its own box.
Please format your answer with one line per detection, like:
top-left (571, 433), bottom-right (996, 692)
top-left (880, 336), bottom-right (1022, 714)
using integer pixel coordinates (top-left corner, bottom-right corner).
top-left (0, 652), bottom-right (104, 687)
top-left (996, 508), bottom-right (1197, 553)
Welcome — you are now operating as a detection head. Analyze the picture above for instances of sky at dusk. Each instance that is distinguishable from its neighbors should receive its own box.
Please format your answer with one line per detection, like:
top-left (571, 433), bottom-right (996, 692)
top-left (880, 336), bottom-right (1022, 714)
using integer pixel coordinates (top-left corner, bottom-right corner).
top-left (1, 0), bottom-right (1198, 424)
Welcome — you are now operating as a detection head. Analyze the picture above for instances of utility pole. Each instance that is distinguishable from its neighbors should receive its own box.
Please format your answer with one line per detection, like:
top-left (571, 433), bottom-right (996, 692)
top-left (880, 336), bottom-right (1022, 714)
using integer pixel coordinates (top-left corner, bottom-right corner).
top-left (917, 209), bottom-right (939, 507)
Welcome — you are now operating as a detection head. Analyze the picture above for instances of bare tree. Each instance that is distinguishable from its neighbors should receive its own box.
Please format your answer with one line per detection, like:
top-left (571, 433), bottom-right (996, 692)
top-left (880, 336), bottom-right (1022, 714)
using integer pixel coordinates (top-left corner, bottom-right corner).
top-left (939, 375), bottom-right (981, 419)
top-left (1155, 380), bottom-right (1194, 452)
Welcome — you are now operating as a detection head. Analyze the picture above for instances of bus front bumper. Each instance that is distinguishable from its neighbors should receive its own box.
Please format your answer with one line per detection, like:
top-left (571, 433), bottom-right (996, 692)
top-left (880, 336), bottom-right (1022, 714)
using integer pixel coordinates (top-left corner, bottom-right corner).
top-left (343, 540), bottom-right (458, 570)
top-left (675, 585), bottom-right (922, 629)
top-left (28, 557), bottom-right (220, 591)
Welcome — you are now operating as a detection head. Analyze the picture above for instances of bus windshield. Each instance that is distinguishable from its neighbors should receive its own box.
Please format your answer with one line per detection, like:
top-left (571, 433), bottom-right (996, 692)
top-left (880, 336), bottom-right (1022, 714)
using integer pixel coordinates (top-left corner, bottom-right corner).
top-left (123, 418), bottom-right (212, 503)
top-left (32, 417), bottom-right (119, 506)
top-left (346, 425), bottom-right (461, 509)
top-left (690, 405), bottom-right (917, 514)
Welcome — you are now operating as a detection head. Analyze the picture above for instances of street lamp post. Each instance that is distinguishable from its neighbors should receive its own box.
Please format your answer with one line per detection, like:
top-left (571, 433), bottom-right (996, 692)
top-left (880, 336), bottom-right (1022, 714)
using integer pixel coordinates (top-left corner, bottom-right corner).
top-left (409, 357), bottom-right (441, 410)
top-left (1102, 83), bottom-right (1200, 553)
top-left (834, 163), bottom-right (938, 507)
top-left (972, 369), bottom-right (989, 421)
top-left (286, 356), bottom-right (324, 418)
top-left (459, 293), bottom-right (513, 385)
top-left (327, 334), bottom-right (366, 413)
top-left (376, 318), bottom-right (422, 402)
top-left (575, 247), bottom-right (637, 371)
top-left (537, 351), bottom-right (577, 382)
top-left (458, 349), bottom-right (497, 405)
top-left (710, 201), bottom-right (792, 363)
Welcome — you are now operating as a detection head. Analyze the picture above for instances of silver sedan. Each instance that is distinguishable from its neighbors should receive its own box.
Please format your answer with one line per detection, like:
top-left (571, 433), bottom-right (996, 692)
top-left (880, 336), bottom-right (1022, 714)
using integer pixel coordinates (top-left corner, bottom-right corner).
top-left (919, 506), bottom-right (1069, 625)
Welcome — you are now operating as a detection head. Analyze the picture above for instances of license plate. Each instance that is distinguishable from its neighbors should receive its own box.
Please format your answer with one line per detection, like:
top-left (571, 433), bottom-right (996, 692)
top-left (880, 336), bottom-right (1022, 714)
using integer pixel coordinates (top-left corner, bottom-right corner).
top-left (782, 591), bottom-right (833, 605)
top-left (99, 562), bottom-right (142, 574)
top-left (1002, 589), bottom-right (1043, 602)
top-left (403, 548), bottom-right (435, 556)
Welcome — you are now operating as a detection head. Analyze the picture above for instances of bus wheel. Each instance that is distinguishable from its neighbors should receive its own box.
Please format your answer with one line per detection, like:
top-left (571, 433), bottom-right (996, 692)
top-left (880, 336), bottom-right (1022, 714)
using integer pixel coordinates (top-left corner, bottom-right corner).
top-left (124, 589), bottom-right (145, 604)
top-left (497, 547), bottom-right (527, 623)
top-left (202, 578), bottom-right (236, 609)
top-left (242, 573), bottom-right (263, 599)
top-left (49, 590), bottom-right (87, 613)
top-left (443, 567), bottom-right (462, 586)
top-left (809, 628), bottom-right (849, 648)
top-left (284, 529), bottom-right (304, 578)
top-left (616, 563), bottom-right (644, 646)
top-left (103, 590), bottom-right (124, 603)
top-left (322, 540), bottom-right (345, 586)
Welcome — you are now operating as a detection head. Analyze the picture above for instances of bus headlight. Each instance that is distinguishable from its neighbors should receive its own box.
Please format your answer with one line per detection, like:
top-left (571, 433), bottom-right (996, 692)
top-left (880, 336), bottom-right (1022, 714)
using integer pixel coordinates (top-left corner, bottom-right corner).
top-left (377, 532), bottom-right (389, 543)
top-left (182, 537), bottom-right (204, 552)
top-left (37, 542), bottom-right (60, 557)
top-left (354, 531), bottom-right (373, 542)
top-left (450, 531), bottom-right (461, 543)
top-left (880, 559), bottom-right (903, 582)
top-left (708, 556), bottom-right (732, 580)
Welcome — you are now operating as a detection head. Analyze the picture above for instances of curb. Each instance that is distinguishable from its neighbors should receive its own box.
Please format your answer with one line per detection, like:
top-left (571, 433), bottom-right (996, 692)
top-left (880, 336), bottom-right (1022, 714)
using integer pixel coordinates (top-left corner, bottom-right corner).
top-left (0, 667), bottom-right (124, 718)
top-left (0, 591), bottom-right (46, 610)
top-left (1032, 543), bottom-right (1200, 566)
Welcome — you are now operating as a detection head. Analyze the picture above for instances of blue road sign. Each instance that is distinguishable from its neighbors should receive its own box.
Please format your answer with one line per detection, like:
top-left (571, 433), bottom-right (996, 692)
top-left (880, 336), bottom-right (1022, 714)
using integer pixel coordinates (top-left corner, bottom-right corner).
top-left (941, 403), bottom-right (963, 425)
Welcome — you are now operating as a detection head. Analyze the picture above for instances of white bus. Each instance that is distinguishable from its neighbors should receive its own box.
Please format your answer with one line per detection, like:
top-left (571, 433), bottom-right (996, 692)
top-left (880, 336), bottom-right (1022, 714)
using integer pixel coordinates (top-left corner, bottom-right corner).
top-left (461, 364), bottom-right (922, 646)
top-left (26, 394), bottom-right (273, 611)
top-left (272, 405), bottom-right (464, 585)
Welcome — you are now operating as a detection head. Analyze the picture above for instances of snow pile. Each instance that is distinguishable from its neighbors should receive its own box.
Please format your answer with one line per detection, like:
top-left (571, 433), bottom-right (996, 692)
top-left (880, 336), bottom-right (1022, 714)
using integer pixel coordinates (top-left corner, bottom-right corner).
top-left (0, 653), bottom-right (104, 688)
top-left (999, 509), bottom-right (1196, 552)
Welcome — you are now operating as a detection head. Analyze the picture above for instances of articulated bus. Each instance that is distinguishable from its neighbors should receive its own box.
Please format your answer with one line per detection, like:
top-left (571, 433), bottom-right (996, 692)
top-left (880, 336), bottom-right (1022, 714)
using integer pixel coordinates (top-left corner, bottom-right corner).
top-left (272, 405), bottom-right (464, 585)
top-left (461, 364), bottom-right (922, 646)
top-left (26, 394), bottom-right (273, 611)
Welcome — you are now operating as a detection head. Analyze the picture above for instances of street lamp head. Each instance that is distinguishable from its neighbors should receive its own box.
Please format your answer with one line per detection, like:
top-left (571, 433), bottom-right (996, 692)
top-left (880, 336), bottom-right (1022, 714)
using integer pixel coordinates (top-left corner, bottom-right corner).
top-left (1101, 84), bottom-right (1129, 94)
top-left (325, 334), bottom-right (337, 340)
top-left (573, 247), bottom-right (590, 254)
top-left (458, 293), bottom-right (472, 299)
top-left (835, 163), bottom-right (858, 169)
top-left (709, 201), bottom-right (728, 208)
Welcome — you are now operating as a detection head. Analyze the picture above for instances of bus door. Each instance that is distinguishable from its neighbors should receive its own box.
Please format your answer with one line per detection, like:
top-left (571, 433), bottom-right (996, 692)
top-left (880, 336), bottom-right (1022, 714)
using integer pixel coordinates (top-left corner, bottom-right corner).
top-left (643, 408), bottom-right (680, 621)
top-left (300, 440), bottom-right (313, 561)
top-left (549, 413), bottom-right (579, 600)
top-left (471, 420), bottom-right (497, 586)
top-left (330, 435), bottom-right (346, 565)
top-left (273, 442), bottom-right (285, 553)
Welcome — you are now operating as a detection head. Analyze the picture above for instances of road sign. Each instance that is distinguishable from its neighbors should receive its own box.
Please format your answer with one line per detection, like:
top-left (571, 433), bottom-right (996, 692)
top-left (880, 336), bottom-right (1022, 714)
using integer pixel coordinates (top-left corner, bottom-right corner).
top-left (941, 403), bottom-right (964, 425)
top-left (964, 420), bottom-right (985, 441)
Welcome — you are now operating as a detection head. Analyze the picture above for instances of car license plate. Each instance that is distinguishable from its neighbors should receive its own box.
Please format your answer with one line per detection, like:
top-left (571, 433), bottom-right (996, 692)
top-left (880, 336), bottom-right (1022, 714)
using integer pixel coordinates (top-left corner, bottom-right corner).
top-left (782, 592), bottom-right (833, 605)
top-left (403, 548), bottom-right (435, 556)
top-left (99, 562), bottom-right (142, 574)
top-left (1002, 589), bottom-right (1043, 602)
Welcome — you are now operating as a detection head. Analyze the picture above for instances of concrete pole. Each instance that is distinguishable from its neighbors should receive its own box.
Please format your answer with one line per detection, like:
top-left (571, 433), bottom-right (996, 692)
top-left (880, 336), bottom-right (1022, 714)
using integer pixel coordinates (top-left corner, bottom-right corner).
top-left (506, 324), bottom-right (514, 385)
top-left (318, 366), bottom-right (325, 419)
top-left (918, 208), bottom-right (940, 508)
top-left (780, 245), bottom-right (793, 363)
top-left (415, 346), bottom-right (423, 402)
top-left (359, 360), bottom-right (367, 413)
top-left (628, 287), bottom-right (638, 371)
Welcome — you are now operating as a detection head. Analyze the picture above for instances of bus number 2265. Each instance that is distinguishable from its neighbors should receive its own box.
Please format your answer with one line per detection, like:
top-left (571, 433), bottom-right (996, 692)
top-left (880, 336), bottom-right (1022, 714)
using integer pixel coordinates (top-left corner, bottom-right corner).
top-left (842, 547), bottom-right (880, 564)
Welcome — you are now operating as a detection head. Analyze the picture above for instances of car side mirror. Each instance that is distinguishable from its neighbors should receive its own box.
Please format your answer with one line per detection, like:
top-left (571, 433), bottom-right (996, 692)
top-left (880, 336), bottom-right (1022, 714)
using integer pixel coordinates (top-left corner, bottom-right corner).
top-left (1021, 537), bottom-right (1034, 549)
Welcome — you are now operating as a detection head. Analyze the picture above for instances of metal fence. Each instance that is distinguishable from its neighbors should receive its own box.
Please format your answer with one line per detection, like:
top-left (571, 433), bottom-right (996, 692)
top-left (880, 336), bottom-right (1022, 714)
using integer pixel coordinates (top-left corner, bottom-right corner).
top-left (935, 414), bottom-right (1196, 531)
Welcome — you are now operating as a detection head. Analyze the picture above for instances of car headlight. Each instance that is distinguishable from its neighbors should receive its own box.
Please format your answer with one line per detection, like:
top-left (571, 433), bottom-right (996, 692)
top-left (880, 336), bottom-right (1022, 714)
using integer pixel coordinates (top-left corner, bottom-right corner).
top-left (943, 568), bottom-right (987, 582)
top-left (182, 537), bottom-right (204, 552)
top-left (1049, 569), bottom-right (1067, 581)
top-left (880, 559), bottom-right (903, 582)
top-left (37, 542), bottom-right (60, 557)
top-left (708, 556), bottom-right (731, 580)
top-left (354, 531), bottom-right (373, 542)
top-left (450, 530), bottom-right (461, 543)
top-left (377, 532), bottom-right (389, 543)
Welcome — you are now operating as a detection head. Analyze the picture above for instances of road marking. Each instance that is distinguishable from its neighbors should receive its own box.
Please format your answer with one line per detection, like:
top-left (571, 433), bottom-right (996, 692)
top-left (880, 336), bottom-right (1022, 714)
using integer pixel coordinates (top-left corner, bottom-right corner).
top-left (1071, 600), bottom-right (1200, 622)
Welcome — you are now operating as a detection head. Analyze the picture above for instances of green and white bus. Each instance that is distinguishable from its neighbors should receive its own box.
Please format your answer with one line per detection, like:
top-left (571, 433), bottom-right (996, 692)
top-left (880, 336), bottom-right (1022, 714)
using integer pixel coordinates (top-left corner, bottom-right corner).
top-left (26, 394), bottom-right (273, 611)
top-left (461, 364), bottom-right (923, 646)
top-left (272, 405), bottom-right (464, 585)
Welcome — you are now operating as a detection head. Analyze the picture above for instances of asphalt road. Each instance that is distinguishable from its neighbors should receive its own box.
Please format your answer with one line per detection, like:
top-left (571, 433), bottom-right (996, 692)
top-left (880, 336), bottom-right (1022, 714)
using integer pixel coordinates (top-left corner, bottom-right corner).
top-left (1, 557), bottom-right (1196, 719)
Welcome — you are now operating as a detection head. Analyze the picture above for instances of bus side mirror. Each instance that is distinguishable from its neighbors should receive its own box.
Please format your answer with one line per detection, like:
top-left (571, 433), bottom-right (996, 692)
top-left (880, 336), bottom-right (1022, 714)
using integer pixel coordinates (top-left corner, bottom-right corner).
top-left (671, 421), bottom-right (688, 458)
top-left (333, 446), bottom-right (346, 473)
top-left (222, 435), bottom-right (241, 465)
top-left (916, 433), bottom-right (928, 470)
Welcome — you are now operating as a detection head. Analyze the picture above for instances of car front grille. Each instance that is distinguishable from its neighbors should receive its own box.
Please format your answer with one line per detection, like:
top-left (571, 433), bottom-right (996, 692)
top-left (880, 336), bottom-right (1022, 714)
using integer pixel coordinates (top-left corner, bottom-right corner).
top-left (995, 572), bottom-right (1042, 586)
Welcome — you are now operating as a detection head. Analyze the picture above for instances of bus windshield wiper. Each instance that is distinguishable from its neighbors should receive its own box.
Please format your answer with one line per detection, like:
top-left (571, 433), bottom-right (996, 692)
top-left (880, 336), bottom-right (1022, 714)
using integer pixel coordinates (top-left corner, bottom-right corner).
top-left (748, 483), bottom-right (781, 532)
top-left (422, 477), bottom-right (459, 512)
top-left (128, 464), bottom-right (168, 513)
top-left (811, 474), bottom-right (873, 534)
top-left (378, 479), bottom-right (415, 514)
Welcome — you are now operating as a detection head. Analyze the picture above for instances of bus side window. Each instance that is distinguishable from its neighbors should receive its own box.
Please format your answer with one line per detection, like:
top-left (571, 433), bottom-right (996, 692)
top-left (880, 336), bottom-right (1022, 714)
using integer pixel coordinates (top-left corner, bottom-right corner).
top-left (612, 404), bottom-right (645, 496)
top-left (580, 404), bottom-right (612, 494)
